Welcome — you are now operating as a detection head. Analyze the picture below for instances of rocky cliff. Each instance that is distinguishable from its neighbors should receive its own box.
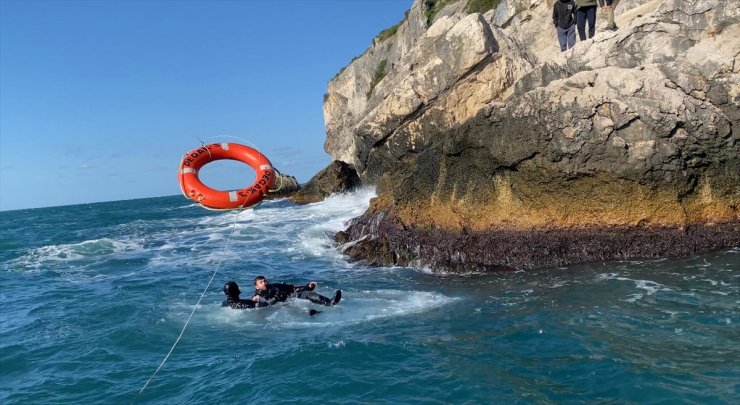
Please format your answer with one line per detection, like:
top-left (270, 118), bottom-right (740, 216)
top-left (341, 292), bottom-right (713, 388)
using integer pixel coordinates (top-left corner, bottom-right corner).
top-left (323, 0), bottom-right (739, 271)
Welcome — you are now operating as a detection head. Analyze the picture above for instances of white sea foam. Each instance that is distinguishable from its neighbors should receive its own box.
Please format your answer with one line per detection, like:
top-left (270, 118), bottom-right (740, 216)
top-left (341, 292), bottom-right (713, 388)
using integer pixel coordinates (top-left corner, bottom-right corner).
top-left (165, 187), bottom-right (377, 264)
top-left (5, 186), bottom-right (376, 278)
top-left (594, 272), bottom-right (677, 302)
top-left (327, 340), bottom-right (346, 348)
top-left (198, 289), bottom-right (456, 329)
top-left (297, 225), bottom-right (338, 257)
top-left (272, 187), bottom-right (376, 259)
top-left (595, 272), bottom-right (619, 281)
top-left (410, 264), bottom-right (481, 276)
top-left (349, 289), bottom-right (456, 321)
top-left (415, 266), bottom-right (436, 275)
top-left (7, 238), bottom-right (144, 271)
top-left (548, 281), bottom-right (568, 289)
top-left (631, 279), bottom-right (672, 295)
top-left (620, 277), bottom-right (673, 303)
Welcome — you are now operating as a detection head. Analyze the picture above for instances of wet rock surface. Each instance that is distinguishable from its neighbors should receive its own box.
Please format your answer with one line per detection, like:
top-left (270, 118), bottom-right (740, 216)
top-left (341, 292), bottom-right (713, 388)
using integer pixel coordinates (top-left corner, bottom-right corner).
top-left (290, 161), bottom-right (362, 205)
top-left (336, 207), bottom-right (740, 270)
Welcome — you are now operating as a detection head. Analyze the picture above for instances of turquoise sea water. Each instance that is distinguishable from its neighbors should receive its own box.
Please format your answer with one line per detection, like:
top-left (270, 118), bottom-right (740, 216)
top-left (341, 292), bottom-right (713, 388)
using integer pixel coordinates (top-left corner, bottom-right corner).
top-left (1, 189), bottom-right (738, 404)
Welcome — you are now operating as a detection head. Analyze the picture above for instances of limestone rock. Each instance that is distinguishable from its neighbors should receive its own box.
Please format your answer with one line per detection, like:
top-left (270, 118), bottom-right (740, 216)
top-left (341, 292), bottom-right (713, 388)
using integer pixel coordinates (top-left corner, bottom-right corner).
top-left (324, 2), bottom-right (538, 179)
top-left (323, 0), bottom-right (740, 271)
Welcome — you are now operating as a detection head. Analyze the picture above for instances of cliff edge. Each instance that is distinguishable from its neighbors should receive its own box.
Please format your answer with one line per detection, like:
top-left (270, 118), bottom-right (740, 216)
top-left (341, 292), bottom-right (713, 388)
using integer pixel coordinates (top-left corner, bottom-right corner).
top-left (324, 0), bottom-right (739, 271)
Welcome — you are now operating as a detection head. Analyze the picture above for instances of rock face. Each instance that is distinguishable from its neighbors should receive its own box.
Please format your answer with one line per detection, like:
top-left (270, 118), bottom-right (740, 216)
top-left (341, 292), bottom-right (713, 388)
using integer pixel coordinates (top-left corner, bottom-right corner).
top-left (324, 1), bottom-right (538, 180)
top-left (290, 161), bottom-right (362, 205)
top-left (264, 173), bottom-right (301, 200)
top-left (324, 0), bottom-right (740, 271)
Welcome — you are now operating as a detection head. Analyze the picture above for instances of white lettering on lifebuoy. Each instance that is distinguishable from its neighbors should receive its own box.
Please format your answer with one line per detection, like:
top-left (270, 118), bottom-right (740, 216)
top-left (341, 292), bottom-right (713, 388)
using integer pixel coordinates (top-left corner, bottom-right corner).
top-left (182, 145), bottom-right (216, 167)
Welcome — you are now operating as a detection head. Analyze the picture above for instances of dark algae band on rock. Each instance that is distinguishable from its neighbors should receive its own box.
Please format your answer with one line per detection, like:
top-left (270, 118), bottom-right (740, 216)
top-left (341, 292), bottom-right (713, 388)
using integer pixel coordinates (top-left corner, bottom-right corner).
top-left (335, 207), bottom-right (740, 271)
top-left (319, 0), bottom-right (739, 271)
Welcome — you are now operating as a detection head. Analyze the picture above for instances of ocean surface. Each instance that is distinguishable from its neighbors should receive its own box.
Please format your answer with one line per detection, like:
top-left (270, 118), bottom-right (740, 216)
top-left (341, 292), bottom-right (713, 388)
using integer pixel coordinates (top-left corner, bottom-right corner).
top-left (1, 188), bottom-right (738, 404)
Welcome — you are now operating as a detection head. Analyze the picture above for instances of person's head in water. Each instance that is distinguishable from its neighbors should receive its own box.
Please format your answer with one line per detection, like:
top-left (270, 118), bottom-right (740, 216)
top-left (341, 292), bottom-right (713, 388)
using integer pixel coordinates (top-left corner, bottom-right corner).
top-left (223, 281), bottom-right (241, 298)
top-left (254, 275), bottom-right (268, 291)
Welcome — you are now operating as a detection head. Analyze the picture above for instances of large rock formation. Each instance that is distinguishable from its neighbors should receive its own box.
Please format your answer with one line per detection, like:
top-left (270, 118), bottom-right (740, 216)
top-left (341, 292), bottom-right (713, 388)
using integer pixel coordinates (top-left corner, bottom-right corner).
top-left (324, 1), bottom-right (538, 179)
top-left (323, 0), bottom-right (739, 271)
top-left (290, 161), bottom-right (362, 205)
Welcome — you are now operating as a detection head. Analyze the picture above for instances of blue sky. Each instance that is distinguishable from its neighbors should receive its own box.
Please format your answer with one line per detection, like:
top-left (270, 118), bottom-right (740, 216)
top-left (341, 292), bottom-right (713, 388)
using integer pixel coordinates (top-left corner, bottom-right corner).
top-left (0, 0), bottom-right (411, 211)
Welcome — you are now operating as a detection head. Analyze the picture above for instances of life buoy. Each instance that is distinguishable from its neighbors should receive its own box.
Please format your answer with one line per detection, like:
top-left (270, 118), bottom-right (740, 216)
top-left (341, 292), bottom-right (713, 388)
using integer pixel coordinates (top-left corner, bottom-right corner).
top-left (178, 143), bottom-right (276, 210)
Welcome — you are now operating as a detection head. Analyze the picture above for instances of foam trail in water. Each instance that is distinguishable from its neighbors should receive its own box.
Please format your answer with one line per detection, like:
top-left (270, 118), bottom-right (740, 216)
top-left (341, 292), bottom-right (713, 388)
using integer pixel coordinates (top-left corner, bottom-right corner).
top-left (7, 238), bottom-right (144, 271)
top-left (196, 289), bottom-right (455, 330)
top-left (622, 279), bottom-right (672, 302)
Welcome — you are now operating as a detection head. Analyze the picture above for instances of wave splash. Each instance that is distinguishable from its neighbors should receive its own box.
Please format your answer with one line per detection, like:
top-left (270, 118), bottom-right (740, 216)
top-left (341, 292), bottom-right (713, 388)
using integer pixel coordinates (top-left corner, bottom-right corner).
top-left (197, 289), bottom-right (456, 329)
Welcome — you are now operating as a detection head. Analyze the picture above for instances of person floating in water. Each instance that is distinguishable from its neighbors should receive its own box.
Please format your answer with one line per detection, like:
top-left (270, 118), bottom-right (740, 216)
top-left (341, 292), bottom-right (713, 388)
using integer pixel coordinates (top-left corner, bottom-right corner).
top-left (251, 275), bottom-right (341, 307)
top-left (221, 281), bottom-right (272, 309)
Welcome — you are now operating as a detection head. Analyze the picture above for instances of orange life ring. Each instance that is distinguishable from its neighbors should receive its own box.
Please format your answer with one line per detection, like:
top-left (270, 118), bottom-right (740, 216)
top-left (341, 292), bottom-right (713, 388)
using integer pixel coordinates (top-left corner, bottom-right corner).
top-left (178, 143), bottom-right (276, 210)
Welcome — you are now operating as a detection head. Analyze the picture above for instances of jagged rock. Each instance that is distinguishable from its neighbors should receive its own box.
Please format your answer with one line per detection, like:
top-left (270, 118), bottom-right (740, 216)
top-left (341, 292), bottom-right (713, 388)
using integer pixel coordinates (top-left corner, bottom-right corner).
top-left (323, 0), bottom-right (740, 271)
top-left (324, 2), bottom-right (538, 179)
top-left (290, 161), bottom-right (362, 205)
top-left (263, 172), bottom-right (301, 200)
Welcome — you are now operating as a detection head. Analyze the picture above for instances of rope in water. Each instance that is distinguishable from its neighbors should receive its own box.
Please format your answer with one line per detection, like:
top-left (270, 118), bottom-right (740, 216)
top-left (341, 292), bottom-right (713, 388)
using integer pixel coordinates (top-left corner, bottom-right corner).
top-left (142, 135), bottom-right (271, 399)
top-left (135, 208), bottom-right (244, 400)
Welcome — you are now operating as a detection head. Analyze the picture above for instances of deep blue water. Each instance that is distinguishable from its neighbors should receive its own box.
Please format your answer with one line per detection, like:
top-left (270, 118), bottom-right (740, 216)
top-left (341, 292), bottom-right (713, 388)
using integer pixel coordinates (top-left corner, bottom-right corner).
top-left (1, 190), bottom-right (738, 404)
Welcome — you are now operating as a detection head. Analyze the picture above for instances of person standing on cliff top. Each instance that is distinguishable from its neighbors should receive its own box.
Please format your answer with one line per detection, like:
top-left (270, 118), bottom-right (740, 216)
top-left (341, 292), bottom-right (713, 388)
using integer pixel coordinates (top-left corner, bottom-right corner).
top-left (575, 0), bottom-right (598, 40)
top-left (597, 0), bottom-right (618, 31)
top-left (553, 0), bottom-right (577, 51)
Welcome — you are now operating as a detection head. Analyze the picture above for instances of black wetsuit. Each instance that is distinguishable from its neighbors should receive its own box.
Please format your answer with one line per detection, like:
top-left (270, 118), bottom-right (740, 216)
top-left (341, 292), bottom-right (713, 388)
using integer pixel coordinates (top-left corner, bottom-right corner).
top-left (221, 296), bottom-right (270, 309)
top-left (254, 282), bottom-right (334, 306)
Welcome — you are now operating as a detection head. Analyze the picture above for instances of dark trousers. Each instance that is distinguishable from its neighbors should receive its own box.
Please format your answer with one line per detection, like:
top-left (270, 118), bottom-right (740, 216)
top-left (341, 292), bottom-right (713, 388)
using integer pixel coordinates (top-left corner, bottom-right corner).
top-left (556, 25), bottom-right (576, 51)
top-left (297, 290), bottom-right (332, 306)
top-left (576, 5), bottom-right (597, 40)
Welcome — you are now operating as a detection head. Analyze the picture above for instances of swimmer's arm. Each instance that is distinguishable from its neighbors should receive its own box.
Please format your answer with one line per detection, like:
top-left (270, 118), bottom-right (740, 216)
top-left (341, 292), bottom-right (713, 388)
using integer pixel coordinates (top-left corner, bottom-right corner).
top-left (252, 295), bottom-right (278, 306)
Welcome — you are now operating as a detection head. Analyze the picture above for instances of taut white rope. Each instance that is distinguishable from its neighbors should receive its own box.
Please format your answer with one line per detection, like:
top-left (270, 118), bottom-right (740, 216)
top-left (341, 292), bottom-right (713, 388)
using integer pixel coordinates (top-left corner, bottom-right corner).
top-left (135, 209), bottom-right (243, 400)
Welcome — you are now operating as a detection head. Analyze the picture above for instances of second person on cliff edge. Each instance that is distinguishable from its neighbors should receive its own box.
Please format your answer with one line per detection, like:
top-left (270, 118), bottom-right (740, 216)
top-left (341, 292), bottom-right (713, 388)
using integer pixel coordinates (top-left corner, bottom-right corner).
top-left (597, 0), bottom-right (618, 31)
top-left (575, 0), bottom-right (598, 40)
top-left (553, 0), bottom-right (577, 51)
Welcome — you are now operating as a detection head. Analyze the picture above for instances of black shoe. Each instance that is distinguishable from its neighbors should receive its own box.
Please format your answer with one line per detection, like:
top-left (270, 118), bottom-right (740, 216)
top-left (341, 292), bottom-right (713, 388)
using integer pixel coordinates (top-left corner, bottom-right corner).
top-left (606, 25), bottom-right (618, 31)
top-left (331, 290), bottom-right (342, 306)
